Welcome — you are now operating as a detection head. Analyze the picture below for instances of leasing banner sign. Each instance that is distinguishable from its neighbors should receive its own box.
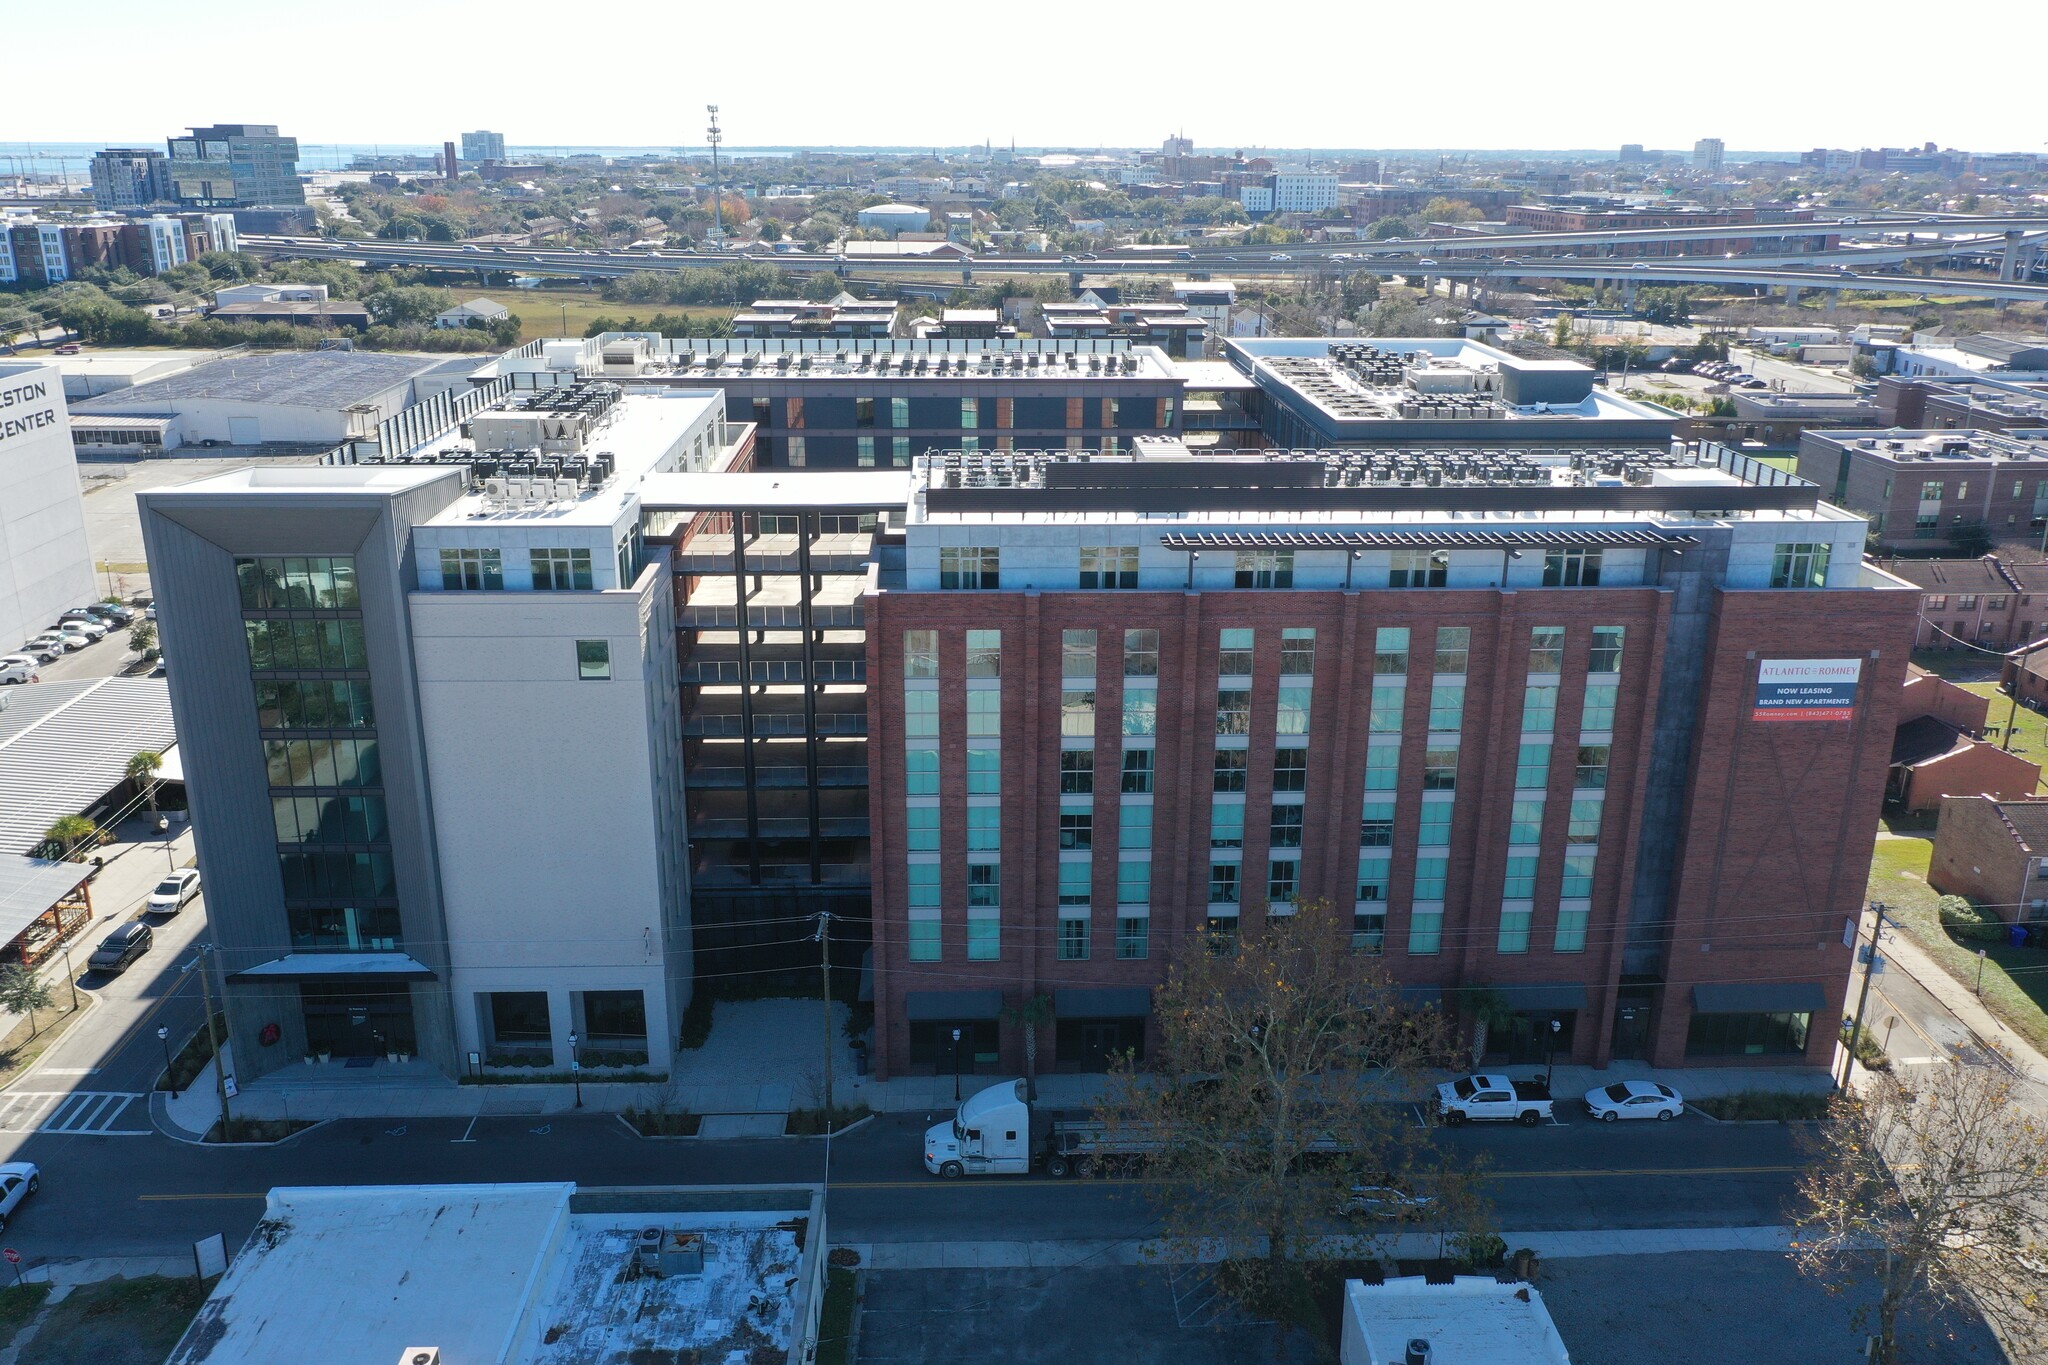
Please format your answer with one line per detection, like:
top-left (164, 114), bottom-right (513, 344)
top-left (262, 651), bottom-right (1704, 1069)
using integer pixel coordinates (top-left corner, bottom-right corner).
top-left (1753, 658), bottom-right (1862, 722)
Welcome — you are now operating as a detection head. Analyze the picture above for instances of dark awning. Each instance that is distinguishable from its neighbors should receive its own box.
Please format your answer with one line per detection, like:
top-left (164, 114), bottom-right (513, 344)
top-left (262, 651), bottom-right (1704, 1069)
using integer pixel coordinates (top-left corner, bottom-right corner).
top-left (1496, 983), bottom-right (1589, 1012)
top-left (228, 952), bottom-right (437, 983)
top-left (1693, 982), bottom-right (1827, 1015)
top-left (904, 989), bottom-right (1004, 1022)
top-left (1055, 987), bottom-right (1152, 1019)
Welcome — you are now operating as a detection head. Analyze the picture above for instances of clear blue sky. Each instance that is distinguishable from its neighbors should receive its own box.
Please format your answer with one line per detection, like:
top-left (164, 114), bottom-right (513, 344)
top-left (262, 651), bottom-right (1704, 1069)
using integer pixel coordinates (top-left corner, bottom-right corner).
top-left (15, 0), bottom-right (2044, 154)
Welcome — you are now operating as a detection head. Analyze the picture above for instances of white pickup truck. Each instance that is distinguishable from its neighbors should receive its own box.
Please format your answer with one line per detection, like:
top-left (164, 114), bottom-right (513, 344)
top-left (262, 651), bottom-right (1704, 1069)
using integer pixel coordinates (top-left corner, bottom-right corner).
top-left (1435, 1073), bottom-right (1554, 1127)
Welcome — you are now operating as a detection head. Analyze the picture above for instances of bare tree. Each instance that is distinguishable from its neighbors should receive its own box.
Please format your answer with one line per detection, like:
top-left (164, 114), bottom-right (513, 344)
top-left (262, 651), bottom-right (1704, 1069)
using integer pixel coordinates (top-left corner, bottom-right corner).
top-left (1096, 901), bottom-right (1477, 1313)
top-left (1790, 1062), bottom-right (2048, 1364)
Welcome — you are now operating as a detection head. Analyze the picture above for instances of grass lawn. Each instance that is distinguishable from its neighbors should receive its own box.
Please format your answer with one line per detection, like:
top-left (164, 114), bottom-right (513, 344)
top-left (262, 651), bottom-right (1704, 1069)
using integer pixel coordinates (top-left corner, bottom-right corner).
top-left (815, 1266), bottom-right (858, 1365)
top-left (0, 1283), bottom-right (51, 1350)
top-left (20, 1276), bottom-right (211, 1365)
top-left (1753, 455), bottom-right (1799, 474)
top-left (456, 289), bottom-right (732, 343)
top-left (1867, 833), bottom-right (2048, 1054)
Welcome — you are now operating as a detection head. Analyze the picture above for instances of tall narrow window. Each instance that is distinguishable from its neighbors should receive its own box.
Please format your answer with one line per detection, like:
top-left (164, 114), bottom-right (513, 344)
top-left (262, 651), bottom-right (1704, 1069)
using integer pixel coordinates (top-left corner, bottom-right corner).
top-left (1208, 861), bottom-right (1241, 904)
top-left (966, 630), bottom-right (1002, 677)
top-left (1273, 748), bottom-right (1308, 793)
top-left (1280, 628), bottom-right (1316, 675)
top-left (1062, 689), bottom-right (1097, 738)
top-left (1434, 627), bottom-right (1471, 675)
top-left (966, 748), bottom-right (1000, 795)
top-left (1122, 689), bottom-right (1157, 736)
top-left (1121, 749), bottom-right (1154, 793)
top-left (1523, 685), bottom-right (1558, 733)
top-left (1528, 625), bottom-right (1566, 674)
top-left (1269, 803), bottom-right (1304, 849)
top-left (1277, 686), bottom-right (1313, 736)
top-left (1117, 858), bottom-right (1151, 906)
top-left (1117, 916), bottom-right (1150, 959)
top-left (1119, 804), bottom-right (1153, 850)
top-left (1589, 626), bottom-right (1625, 674)
top-left (906, 750), bottom-right (939, 795)
top-left (1389, 548), bottom-right (1448, 588)
top-left (968, 806), bottom-right (1001, 852)
top-left (1210, 801), bottom-right (1245, 849)
top-left (1059, 749), bottom-right (1094, 794)
top-left (1218, 628), bottom-right (1255, 676)
top-left (903, 629), bottom-right (938, 679)
top-left (1374, 626), bottom-right (1410, 674)
top-left (1062, 629), bottom-right (1098, 679)
top-left (1080, 546), bottom-right (1140, 589)
top-left (1124, 629), bottom-right (1159, 676)
top-left (1214, 748), bottom-right (1249, 792)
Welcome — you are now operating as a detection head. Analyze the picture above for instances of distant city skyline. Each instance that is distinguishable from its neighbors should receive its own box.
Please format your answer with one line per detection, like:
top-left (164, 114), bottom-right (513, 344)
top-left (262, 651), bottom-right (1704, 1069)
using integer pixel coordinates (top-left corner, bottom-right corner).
top-left (9, 0), bottom-right (2044, 154)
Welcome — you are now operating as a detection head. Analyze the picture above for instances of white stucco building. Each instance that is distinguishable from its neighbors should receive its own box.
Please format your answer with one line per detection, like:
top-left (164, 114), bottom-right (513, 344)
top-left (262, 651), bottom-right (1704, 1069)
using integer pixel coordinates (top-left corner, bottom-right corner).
top-left (0, 362), bottom-right (96, 652)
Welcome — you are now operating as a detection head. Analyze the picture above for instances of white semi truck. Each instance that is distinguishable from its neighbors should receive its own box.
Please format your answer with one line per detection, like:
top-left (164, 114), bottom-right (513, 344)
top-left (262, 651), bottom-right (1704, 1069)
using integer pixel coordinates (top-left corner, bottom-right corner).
top-left (921, 1079), bottom-right (1141, 1177)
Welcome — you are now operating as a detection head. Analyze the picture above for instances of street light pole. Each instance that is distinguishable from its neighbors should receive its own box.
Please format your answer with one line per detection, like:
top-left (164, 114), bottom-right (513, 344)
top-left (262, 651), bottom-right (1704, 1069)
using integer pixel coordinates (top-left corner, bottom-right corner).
top-left (158, 1025), bottom-right (177, 1097)
top-left (951, 1027), bottom-right (963, 1102)
top-left (1545, 1017), bottom-right (1562, 1094)
top-left (568, 1031), bottom-right (582, 1108)
top-left (815, 911), bottom-right (834, 1135)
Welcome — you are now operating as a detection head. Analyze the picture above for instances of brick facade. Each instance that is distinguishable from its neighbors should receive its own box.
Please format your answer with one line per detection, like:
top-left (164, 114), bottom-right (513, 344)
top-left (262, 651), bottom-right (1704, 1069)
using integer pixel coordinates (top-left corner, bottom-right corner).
top-left (1928, 795), bottom-right (2046, 917)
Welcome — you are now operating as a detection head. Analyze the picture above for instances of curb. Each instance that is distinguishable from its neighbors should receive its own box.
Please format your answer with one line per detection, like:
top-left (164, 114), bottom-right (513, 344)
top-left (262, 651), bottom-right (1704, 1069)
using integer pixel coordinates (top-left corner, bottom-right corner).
top-left (149, 1092), bottom-right (334, 1148)
top-left (0, 989), bottom-right (99, 1096)
top-left (614, 1112), bottom-right (879, 1141)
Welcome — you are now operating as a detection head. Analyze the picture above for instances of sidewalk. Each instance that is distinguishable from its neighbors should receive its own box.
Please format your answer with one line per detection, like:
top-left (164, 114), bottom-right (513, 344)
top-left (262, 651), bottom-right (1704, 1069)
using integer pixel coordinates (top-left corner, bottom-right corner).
top-left (1878, 926), bottom-right (2048, 1097)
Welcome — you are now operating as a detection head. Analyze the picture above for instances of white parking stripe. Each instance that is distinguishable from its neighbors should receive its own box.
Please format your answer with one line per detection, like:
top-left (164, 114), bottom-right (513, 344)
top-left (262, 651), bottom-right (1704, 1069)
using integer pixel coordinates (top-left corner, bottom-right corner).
top-left (0, 1091), bottom-right (150, 1136)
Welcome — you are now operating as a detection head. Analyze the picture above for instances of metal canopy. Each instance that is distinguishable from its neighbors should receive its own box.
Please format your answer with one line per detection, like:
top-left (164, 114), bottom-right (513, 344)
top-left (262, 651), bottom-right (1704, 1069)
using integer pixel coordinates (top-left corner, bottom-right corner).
top-left (903, 989), bottom-right (1004, 1022)
top-left (1053, 987), bottom-right (1152, 1019)
top-left (1158, 529), bottom-right (1699, 552)
top-left (228, 953), bottom-right (437, 983)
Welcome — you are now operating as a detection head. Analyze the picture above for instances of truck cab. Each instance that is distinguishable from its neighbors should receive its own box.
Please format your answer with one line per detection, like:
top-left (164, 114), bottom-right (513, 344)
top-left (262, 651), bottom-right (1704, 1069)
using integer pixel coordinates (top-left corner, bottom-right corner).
top-left (1435, 1072), bottom-right (1554, 1126)
top-left (924, 1079), bottom-right (1033, 1177)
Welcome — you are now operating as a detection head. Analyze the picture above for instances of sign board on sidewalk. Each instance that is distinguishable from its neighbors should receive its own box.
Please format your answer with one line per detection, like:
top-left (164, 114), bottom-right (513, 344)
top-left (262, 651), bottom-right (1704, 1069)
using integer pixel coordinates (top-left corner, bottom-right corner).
top-left (1754, 659), bottom-right (1862, 722)
top-left (222, 1072), bottom-right (238, 1099)
top-left (4, 1248), bottom-right (21, 1265)
top-left (192, 1232), bottom-right (228, 1279)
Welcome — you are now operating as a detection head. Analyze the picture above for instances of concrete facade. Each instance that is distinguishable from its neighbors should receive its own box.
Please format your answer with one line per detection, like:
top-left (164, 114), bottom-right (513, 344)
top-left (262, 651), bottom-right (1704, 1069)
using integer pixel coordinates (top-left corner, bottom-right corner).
top-left (0, 362), bottom-right (97, 654)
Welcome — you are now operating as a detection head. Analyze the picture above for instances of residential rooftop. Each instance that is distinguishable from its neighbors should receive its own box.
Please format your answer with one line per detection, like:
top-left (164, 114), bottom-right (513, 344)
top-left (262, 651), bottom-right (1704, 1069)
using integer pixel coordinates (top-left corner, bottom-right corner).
top-left (1342, 1276), bottom-right (1572, 1365)
top-left (573, 332), bottom-right (1180, 382)
top-left (71, 350), bottom-right (478, 412)
top-left (1806, 427), bottom-right (2048, 464)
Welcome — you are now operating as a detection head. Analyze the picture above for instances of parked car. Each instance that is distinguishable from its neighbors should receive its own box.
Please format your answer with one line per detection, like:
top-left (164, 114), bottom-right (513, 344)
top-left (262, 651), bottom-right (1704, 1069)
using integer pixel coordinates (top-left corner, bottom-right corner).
top-left (57, 619), bottom-right (107, 643)
top-left (27, 632), bottom-right (82, 655)
top-left (1584, 1080), bottom-right (1684, 1122)
top-left (1339, 1185), bottom-right (1436, 1219)
top-left (16, 640), bottom-right (62, 663)
top-left (58, 609), bottom-right (108, 628)
top-left (88, 921), bottom-right (153, 973)
top-left (146, 869), bottom-right (202, 915)
top-left (0, 657), bottom-right (35, 685)
top-left (85, 602), bottom-right (135, 624)
top-left (1435, 1073), bottom-right (1554, 1126)
top-left (0, 1162), bottom-right (40, 1232)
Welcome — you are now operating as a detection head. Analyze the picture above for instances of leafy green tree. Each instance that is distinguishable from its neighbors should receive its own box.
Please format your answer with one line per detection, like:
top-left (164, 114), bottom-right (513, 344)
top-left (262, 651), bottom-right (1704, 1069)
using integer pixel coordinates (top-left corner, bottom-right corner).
top-left (44, 815), bottom-right (100, 860)
top-left (366, 286), bottom-right (455, 326)
top-left (126, 751), bottom-right (164, 814)
top-left (0, 965), bottom-right (55, 1038)
top-left (1368, 216), bottom-right (1415, 240)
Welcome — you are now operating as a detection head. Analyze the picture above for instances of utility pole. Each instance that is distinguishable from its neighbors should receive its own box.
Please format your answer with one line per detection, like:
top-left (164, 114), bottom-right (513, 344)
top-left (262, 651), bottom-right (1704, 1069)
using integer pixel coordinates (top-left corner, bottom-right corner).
top-left (193, 945), bottom-right (233, 1141)
top-left (1841, 902), bottom-right (1887, 1089)
top-left (814, 910), bottom-right (833, 1133)
top-left (706, 106), bottom-right (725, 247)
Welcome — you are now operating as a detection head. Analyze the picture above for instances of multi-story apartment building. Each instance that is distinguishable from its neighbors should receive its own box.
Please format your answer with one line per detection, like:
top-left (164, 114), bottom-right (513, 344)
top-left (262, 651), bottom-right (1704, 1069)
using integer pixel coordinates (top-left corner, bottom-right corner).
top-left (1272, 171), bottom-right (1340, 214)
top-left (730, 299), bottom-right (899, 340)
top-left (166, 124), bottom-right (305, 207)
top-left (460, 130), bottom-right (507, 164)
top-left (1880, 554), bottom-right (2048, 651)
top-left (864, 443), bottom-right (1918, 1078)
top-left (89, 149), bottom-right (170, 209)
top-left (1693, 138), bottom-right (1725, 173)
top-left (0, 212), bottom-right (236, 284)
top-left (138, 385), bottom-right (736, 1082)
top-left (1796, 428), bottom-right (2048, 552)
top-left (1878, 372), bottom-right (2048, 433)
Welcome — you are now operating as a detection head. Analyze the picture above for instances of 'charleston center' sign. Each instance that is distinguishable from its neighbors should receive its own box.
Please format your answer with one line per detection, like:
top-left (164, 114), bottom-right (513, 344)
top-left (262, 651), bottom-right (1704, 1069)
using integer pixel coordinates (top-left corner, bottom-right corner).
top-left (1753, 658), bottom-right (1862, 722)
top-left (0, 375), bottom-right (62, 450)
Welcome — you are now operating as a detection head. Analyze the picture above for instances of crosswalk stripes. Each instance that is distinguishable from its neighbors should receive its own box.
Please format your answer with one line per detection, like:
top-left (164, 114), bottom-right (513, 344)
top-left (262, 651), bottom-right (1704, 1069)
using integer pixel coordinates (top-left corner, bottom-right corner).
top-left (0, 1091), bottom-right (151, 1136)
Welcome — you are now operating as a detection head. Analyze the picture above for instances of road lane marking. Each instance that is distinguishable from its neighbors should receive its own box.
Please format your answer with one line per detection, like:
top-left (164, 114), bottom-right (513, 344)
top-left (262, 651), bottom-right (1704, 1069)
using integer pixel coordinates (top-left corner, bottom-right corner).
top-left (0, 1090), bottom-right (150, 1136)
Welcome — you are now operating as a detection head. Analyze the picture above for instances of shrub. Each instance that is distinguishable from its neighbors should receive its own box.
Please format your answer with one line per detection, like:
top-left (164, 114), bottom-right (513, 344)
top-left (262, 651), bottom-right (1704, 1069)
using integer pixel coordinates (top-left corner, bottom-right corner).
top-left (1938, 894), bottom-right (2004, 943)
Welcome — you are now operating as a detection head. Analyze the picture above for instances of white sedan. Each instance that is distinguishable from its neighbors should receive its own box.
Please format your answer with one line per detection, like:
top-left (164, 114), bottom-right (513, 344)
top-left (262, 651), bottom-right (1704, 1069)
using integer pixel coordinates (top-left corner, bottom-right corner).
top-left (0, 1161), bottom-right (39, 1231)
top-left (146, 868), bottom-right (202, 915)
top-left (1584, 1080), bottom-right (1684, 1122)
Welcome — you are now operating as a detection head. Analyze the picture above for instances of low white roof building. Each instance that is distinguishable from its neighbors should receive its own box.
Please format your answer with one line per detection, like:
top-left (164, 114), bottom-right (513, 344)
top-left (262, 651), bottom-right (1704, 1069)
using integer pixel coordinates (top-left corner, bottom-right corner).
top-left (1340, 1276), bottom-right (1572, 1365)
top-left (436, 297), bottom-right (514, 328)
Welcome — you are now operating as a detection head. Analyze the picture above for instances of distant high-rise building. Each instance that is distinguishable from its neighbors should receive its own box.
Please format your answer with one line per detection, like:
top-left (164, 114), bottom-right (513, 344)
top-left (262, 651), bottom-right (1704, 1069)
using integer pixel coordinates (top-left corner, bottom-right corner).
top-left (89, 148), bottom-right (170, 209)
top-left (1618, 144), bottom-right (1646, 165)
top-left (442, 141), bottom-right (460, 184)
top-left (1693, 137), bottom-right (1725, 174)
top-left (165, 124), bottom-right (304, 207)
top-left (1161, 133), bottom-right (1194, 158)
top-left (461, 130), bottom-right (507, 164)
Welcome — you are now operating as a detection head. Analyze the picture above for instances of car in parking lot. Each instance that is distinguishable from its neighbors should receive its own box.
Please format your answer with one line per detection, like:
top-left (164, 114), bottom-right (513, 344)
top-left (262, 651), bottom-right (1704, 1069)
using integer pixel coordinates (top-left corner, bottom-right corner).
top-left (1584, 1079), bottom-right (1685, 1122)
top-left (26, 632), bottom-right (81, 656)
top-left (58, 609), bottom-right (108, 629)
top-left (58, 620), bottom-right (107, 645)
top-left (146, 869), bottom-right (202, 915)
top-left (85, 602), bottom-right (135, 625)
top-left (0, 1162), bottom-right (40, 1232)
top-left (1339, 1184), bottom-right (1436, 1219)
top-left (88, 921), bottom-right (153, 973)
top-left (0, 657), bottom-right (35, 685)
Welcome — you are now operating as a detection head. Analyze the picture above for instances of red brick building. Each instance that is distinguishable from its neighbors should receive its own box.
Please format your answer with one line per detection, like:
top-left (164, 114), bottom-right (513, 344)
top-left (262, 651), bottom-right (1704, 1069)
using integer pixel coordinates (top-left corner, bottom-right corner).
top-left (865, 448), bottom-right (1920, 1078)
top-left (1930, 796), bottom-right (2048, 925)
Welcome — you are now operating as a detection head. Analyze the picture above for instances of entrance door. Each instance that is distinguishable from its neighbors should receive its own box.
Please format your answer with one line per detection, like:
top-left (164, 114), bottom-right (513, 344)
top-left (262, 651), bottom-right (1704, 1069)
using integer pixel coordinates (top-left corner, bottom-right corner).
top-left (1501, 1011), bottom-right (1577, 1065)
top-left (301, 983), bottom-right (417, 1059)
top-left (1055, 1018), bottom-right (1146, 1071)
top-left (1076, 1022), bottom-right (1120, 1071)
top-left (1611, 1000), bottom-right (1653, 1062)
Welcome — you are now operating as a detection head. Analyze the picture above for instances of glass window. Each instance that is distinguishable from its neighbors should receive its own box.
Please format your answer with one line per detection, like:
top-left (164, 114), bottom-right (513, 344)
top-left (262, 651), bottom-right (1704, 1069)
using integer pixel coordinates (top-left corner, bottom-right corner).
top-left (965, 629), bottom-right (1002, 678)
top-left (1273, 748), bottom-right (1308, 793)
top-left (891, 396), bottom-right (909, 428)
top-left (1554, 907), bottom-right (1589, 954)
top-left (1369, 683), bottom-right (1405, 733)
top-left (1568, 799), bottom-right (1604, 844)
top-left (857, 435), bottom-right (876, 467)
top-left (1121, 748), bottom-right (1154, 793)
top-left (1575, 744), bottom-right (1611, 791)
top-left (1498, 906), bottom-right (1532, 955)
top-left (1423, 747), bottom-right (1459, 791)
top-left (1509, 799), bottom-right (1545, 846)
top-left (907, 806), bottom-right (939, 852)
top-left (1277, 686), bottom-right (1313, 736)
top-left (1216, 689), bottom-right (1252, 735)
top-left (1119, 803), bottom-right (1153, 850)
top-left (908, 862), bottom-right (940, 907)
top-left (1389, 548), bottom-right (1448, 588)
top-left (1058, 810), bottom-right (1092, 851)
top-left (1562, 853), bottom-right (1596, 898)
top-left (576, 639), bottom-right (610, 681)
top-left (1210, 801), bottom-right (1245, 849)
top-left (1515, 741), bottom-right (1551, 790)
top-left (892, 435), bottom-right (910, 465)
top-left (1413, 856), bottom-right (1448, 901)
top-left (967, 918), bottom-right (1000, 960)
top-left (967, 691), bottom-right (1001, 737)
top-left (969, 805), bottom-right (1002, 852)
top-left (1218, 628), bottom-right (1255, 676)
top-left (1124, 629), bottom-right (1159, 677)
top-left (906, 749), bottom-right (939, 795)
top-left (1206, 916), bottom-right (1241, 952)
top-left (1417, 800), bottom-right (1453, 847)
top-left (1062, 689), bottom-right (1097, 738)
top-left (1503, 854), bottom-right (1539, 899)
top-left (1059, 748), bottom-right (1094, 793)
top-left (1117, 859), bottom-right (1150, 906)
top-left (908, 919), bottom-right (941, 961)
top-left (1122, 689), bottom-right (1157, 736)
top-left (1360, 802), bottom-right (1395, 847)
top-left (1353, 909), bottom-right (1386, 955)
top-left (1542, 547), bottom-right (1602, 587)
top-left (1685, 1011), bottom-right (1812, 1057)
top-left (1280, 628), bottom-right (1316, 676)
top-left (531, 547), bottom-right (594, 591)
top-left (1434, 627), bottom-right (1471, 675)
top-left (1267, 858), bottom-right (1299, 904)
top-left (1235, 550), bottom-right (1294, 588)
top-left (1214, 748), bottom-right (1249, 791)
top-left (1356, 855), bottom-right (1391, 902)
top-left (1589, 626), bottom-right (1625, 674)
top-left (1364, 744), bottom-right (1400, 791)
top-left (440, 547), bottom-right (503, 591)
top-left (1428, 683), bottom-right (1464, 732)
top-left (961, 396), bottom-right (979, 429)
top-left (1528, 626), bottom-right (1566, 674)
top-left (1269, 803), bottom-right (1304, 848)
top-left (904, 691), bottom-right (939, 739)
top-left (1062, 629), bottom-right (1097, 679)
top-left (1058, 917), bottom-right (1091, 960)
top-left (1117, 915), bottom-right (1150, 959)
top-left (1770, 542), bottom-right (1832, 589)
top-left (1523, 685), bottom-right (1558, 733)
top-left (1058, 859), bottom-right (1091, 906)
top-left (903, 630), bottom-right (938, 679)
top-left (1080, 546), bottom-right (1140, 589)
top-left (1582, 684), bottom-right (1619, 732)
top-left (940, 546), bottom-right (1000, 589)
top-left (1208, 861), bottom-right (1241, 904)
top-left (968, 861), bottom-right (1001, 907)
top-left (786, 436), bottom-right (806, 466)
top-left (1374, 626), bottom-right (1410, 674)
top-left (966, 748), bottom-right (1000, 795)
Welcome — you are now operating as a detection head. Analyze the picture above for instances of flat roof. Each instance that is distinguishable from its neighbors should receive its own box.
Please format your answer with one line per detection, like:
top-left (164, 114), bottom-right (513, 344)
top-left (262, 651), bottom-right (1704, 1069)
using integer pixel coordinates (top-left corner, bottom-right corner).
top-left (0, 856), bottom-right (92, 949)
top-left (0, 679), bottom-right (177, 856)
top-left (1345, 1276), bottom-right (1572, 1365)
top-left (642, 468), bottom-right (912, 511)
top-left (74, 350), bottom-right (469, 413)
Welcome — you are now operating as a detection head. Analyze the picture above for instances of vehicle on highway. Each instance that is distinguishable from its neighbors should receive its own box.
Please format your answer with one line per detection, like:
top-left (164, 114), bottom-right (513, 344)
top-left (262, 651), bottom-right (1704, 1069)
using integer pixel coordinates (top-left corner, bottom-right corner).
top-left (58, 619), bottom-right (107, 644)
top-left (1631, 262), bottom-right (1651, 270)
top-left (1270, 253), bottom-right (1293, 261)
top-left (0, 1162), bottom-right (40, 1232)
top-left (1339, 1185), bottom-right (1436, 1219)
top-left (0, 657), bottom-right (34, 685)
top-left (1417, 258), bottom-right (1437, 267)
top-left (53, 343), bottom-right (81, 355)
top-left (146, 869), bottom-right (202, 915)
top-left (1584, 1080), bottom-right (1684, 1122)
top-left (1435, 1073), bottom-right (1553, 1126)
top-left (88, 921), bottom-right (153, 973)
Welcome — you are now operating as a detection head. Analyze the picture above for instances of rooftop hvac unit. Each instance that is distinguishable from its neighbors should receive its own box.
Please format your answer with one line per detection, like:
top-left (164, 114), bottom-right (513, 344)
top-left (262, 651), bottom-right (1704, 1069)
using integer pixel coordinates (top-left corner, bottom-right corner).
top-left (399, 1351), bottom-right (441, 1365)
top-left (484, 477), bottom-right (509, 504)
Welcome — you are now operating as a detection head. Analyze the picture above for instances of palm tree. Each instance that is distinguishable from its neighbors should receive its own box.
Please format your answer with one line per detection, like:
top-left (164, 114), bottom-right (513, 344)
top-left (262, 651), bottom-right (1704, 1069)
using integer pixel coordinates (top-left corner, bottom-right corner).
top-left (43, 815), bottom-right (100, 862)
top-left (1455, 987), bottom-right (1520, 1069)
top-left (1001, 993), bottom-right (1055, 1102)
top-left (126, 751), bottom-right (164, 816)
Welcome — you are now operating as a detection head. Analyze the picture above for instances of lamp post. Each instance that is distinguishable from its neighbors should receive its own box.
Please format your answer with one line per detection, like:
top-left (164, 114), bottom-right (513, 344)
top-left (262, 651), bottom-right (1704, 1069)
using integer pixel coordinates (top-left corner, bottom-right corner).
top-left (158, 1025), bottom-right (177, 1097)
top-left (951, 1027), bottom-right (963, 1102)
top-left (1544, 1017), bottom-right (1562, 1094)
top-left (568, 1031), bottom-right (582, 1108)
top-left (158, 816), bottom-right (174, 874)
